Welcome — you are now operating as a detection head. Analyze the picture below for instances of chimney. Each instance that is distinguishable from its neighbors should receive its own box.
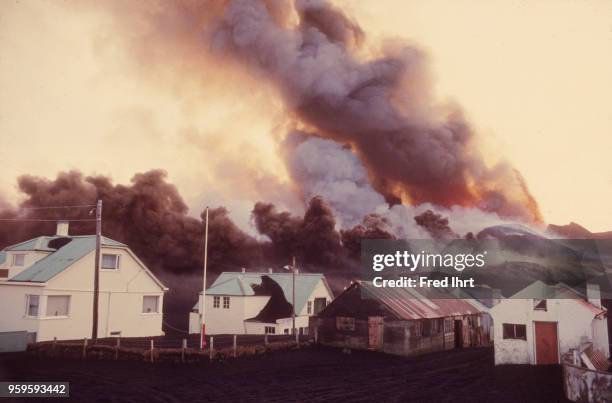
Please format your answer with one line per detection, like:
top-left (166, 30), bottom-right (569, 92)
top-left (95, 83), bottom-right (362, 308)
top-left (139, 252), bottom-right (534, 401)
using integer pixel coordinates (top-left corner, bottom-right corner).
top-left (586, 282), bottom-right (601, 309)
top-left (56, 221), bottom-right (69, 236)
top-left (268, 268), bottom-right (273, 274)
top-left (241, 268), bottom-right (246, 273)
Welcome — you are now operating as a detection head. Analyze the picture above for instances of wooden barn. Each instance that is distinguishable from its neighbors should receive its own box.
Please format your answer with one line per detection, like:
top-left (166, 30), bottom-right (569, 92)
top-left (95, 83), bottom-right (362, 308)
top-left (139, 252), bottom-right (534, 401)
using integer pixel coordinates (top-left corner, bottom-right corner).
top-left (310, 281), bottom-right (490, 356)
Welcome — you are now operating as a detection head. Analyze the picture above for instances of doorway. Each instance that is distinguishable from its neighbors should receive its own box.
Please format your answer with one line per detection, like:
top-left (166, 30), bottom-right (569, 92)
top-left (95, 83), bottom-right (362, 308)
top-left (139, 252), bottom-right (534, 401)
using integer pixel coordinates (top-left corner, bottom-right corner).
top-left (534, 321), bottom-right (559, 364)
top-left (454, 320), bottom-right (463, 348)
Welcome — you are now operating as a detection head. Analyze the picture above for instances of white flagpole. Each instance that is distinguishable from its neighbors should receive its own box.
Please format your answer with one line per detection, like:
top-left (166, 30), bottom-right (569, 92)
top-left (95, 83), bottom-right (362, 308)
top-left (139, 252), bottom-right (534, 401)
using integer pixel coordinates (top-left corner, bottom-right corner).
top-left (200, 207), bottom-right (209, 350)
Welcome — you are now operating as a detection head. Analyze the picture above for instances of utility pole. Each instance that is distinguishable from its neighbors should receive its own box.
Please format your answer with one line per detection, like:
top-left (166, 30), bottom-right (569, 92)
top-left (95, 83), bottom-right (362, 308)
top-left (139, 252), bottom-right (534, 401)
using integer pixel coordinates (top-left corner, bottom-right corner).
top-left (292, 256), bottom-right (296, 341)
top-left (92, 199), bottom-right (102, 342)
top-left (200, 207), bottom-right (209, 350)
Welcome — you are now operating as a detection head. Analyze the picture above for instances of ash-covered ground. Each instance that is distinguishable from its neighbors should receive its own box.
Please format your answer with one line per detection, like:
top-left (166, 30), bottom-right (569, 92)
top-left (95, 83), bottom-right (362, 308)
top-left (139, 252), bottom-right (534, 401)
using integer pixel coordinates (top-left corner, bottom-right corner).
top-left (1, 347), bottom-right (567, 402)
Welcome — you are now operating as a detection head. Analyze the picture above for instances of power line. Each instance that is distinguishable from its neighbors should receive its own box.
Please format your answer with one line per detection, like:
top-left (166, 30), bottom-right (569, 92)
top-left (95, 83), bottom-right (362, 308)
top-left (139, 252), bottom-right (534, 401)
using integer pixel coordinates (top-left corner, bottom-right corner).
top-left (17, 204), bottom-right (97, 210)
top-left (0, 218), bottom-right (97, 222)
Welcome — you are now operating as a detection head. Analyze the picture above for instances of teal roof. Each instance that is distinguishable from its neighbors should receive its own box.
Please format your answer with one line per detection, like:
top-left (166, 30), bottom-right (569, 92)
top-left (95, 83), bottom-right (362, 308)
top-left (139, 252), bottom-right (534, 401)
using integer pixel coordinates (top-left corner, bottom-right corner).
top-left (9, 236), bottom-right (126, 283)
top-left (203, 272), bottom-right (328, 314)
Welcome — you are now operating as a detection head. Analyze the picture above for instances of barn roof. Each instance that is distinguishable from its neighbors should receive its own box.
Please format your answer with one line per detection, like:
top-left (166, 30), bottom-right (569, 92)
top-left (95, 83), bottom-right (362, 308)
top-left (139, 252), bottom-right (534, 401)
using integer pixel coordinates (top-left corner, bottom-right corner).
top-left (356, 281), bottom-right (483, 320)
top-left (201, 272), bottom-right (331, 315)
top-left (9, 236), bottom-right (126, 283)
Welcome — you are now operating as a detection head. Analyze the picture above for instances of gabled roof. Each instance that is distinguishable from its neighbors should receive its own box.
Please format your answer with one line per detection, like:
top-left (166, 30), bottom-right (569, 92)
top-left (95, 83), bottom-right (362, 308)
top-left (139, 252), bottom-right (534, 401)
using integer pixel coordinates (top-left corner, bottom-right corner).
top-left (506, 280), bottom-right (606, 317)
top-left (202, 272), bottom-right (331, 314)
top-left (5, 235), bottom-right (125, 252)
top-left (337, 281), bottom-right (484, 320)
top-left (9, 236), bottom-right (126, 283)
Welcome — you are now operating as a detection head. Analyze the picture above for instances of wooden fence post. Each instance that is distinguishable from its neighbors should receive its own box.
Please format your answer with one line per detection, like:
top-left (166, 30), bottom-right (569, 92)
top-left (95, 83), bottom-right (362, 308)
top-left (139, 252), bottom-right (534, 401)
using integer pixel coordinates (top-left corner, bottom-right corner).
top-left (233, 335), bottom-right (237, 358)
top-left (209, 336), bottom-right (214, 361)
top-left (82, 338), bottom-right (88, 359)
top-left (314, 326), bottom-right (319, 344)
top-left (182, 338), bottom-right (187, 363)
top-left (265, 334), bottom-right (268, 345)
top-left (115, 338), bottom-right (120, 360)
top-left (150, 339), bottom-right (154, 363)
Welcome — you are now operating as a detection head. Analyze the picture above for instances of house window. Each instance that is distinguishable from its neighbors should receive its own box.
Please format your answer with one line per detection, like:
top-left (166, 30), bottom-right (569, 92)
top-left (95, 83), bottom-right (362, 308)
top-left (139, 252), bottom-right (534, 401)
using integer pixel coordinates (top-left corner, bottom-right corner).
top-left (26, 295), bottom-right (40, 317)
top-left (12, 253), bottom-right (25, 267)
top-left (284, 329), bottom-right (289, 335)
top-left (265, 326), bottom-right (275, 334)
top-left (46, 295), bottom-right (70, 317)
top-left (336, 317), bottom-right (355, 331)
top-left (142, 296), bottom-right (160, 313)
top-left (213, 296), bottom-right (220, 308)
top-left (502, 323), bottom-right (527, 340)
top-left (533, 299), bottom-right (547, 311)
top-left (313, 298), bottom-right (327, 315)
top-left (444, 318), bottom-right (453, 333)
top-left (101, 254), bottom-right (120, 270)
top-left (412, 321), bottom-right (423, 337)
top-left (223, 296), bottom-right (230, 309)
top-left (307, 301), bottom-right (312, 315)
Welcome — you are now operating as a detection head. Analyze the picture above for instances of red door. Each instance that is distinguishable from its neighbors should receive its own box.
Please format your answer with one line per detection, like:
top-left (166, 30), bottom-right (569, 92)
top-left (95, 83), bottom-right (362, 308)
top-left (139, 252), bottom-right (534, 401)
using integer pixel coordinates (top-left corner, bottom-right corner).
top-left (534, 322), bottom-right (558, 364)
top-left (368, 317), bottom-right (384, 350)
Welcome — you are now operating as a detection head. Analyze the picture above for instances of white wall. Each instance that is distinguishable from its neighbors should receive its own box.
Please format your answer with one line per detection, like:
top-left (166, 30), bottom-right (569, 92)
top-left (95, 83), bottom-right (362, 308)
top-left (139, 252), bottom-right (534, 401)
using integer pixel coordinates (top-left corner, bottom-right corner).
top-left (192, 294), bottom-right (270, 335)
top-left (490, 298), bottom-right (603, 365)
top-left (0, 246), bottom-right (166, 341)
top-left (297, 279), bottom-right (333, 316)
top-left (3, 251), bottom-right (51, 279)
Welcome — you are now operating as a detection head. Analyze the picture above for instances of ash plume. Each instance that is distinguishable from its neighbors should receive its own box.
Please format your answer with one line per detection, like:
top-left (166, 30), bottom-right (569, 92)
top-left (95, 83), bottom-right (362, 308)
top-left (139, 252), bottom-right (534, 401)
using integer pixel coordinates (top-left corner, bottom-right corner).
top-left (208, 0), bottom-right (541, 222)
top-left (252, 196), bottom-right (343, 266)
top-left (414, 209), bottom-right (459, 239)
top-left (0, 170), bottom-right (262, 274)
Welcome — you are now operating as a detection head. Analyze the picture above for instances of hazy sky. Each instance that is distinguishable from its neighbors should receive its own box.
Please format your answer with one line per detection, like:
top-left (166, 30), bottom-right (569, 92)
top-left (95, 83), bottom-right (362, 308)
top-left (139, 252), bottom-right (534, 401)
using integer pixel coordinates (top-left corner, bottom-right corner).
top-left (1, 0), bottom-right (611, 231)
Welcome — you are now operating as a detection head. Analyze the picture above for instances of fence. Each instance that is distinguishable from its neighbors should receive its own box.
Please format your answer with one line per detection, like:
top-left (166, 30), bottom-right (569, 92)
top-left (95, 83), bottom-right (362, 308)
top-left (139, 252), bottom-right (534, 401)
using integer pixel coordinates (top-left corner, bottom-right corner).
top-left (27, 334), bottom-right (311, 364)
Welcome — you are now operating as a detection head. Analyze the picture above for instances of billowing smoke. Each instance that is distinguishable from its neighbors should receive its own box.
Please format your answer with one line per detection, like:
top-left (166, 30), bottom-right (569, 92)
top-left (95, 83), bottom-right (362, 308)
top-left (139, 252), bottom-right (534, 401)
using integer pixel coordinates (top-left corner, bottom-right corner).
top-left (252, 196), bottom-right (344, 266)
top-left (208, 0), bottom-right (541, 223)
top-left (0, 170), bottom-right (262, 274)
top-left (414, 209), bottom-right (458, 239)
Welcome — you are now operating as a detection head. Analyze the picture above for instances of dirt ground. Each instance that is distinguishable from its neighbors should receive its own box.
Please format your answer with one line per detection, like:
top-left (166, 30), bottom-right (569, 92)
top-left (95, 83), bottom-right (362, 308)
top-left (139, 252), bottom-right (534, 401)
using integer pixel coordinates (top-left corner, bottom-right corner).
top-left (0, 347), bottom-right (568, 403)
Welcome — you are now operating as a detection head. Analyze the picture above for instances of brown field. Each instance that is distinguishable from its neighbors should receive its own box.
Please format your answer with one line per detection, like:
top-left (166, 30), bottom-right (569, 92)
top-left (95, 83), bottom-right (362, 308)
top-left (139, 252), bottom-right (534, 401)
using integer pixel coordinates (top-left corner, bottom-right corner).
top-left (0, 347), bottom-right (567, 402)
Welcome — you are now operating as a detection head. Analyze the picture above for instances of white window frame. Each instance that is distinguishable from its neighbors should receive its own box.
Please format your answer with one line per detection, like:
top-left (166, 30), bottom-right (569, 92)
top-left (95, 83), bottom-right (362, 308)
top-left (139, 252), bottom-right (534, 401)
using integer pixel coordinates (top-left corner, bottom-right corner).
top-left (25, 294), bottom-right (40, 318)
top-left (12, 253), bottom-right (26, 267)
top-left (45, 295), bottom-right (71, 318)
top-left (101, 253), bottom-right (120, 270)
top-left (307, 301), bottom-right (312, 315)
top-left (142, 295), bottom-right (160, 314)
top-left (213, 296), bottom-right (220, 308)
top-left (223, 296), bottom-right (230, 309)
top-left (265, 326), bottom-right (275, 334)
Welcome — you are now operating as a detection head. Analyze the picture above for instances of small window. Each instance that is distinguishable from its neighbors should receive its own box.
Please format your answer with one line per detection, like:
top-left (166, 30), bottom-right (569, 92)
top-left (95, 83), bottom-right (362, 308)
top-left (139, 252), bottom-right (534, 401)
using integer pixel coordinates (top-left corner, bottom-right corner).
top-left (534, 299), bottom-right (547, 311)
top-left (336, 317), bottom-right (355, 331)
top-left (46, 295), bottom-right (70, 317)
top-left (101, 254), bottom-right (120, 270)
top-left (142, 296), bottom-right (159, 313)
top-left (26, 295), bottom-right (40, 317)
top-left (12, 253), bottom-right (25, 267)
top-left (213, 296), bottom-right (220, 308)
top-left (444, 318), bottom-right (453, 333)
top-left (265, 326), bottom-right (275, 334)
top-left (307, 301), bottom-right (312, 315)
top-left (284, 329), bottom-right (289, 335)
top-left (223, 296), bottom-right (230, 309)
top-left (502, 323), bottom-right (527, 340)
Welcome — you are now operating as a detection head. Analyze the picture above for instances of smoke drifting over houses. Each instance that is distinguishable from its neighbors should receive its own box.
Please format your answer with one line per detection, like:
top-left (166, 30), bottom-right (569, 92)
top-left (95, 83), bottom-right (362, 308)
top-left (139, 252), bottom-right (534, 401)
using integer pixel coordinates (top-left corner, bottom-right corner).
top-left (0, 0), bottom-right (550, 276)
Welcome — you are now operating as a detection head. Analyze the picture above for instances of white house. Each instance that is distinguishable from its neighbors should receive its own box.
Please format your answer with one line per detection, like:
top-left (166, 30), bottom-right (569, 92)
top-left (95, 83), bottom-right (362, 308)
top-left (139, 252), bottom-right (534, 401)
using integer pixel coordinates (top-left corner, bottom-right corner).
top-left (189, 270), bottom-right (333, 335)
top-left (0, 222), bottom-right (168, 343)
top-left (489, 281), bottom-right (608, 365)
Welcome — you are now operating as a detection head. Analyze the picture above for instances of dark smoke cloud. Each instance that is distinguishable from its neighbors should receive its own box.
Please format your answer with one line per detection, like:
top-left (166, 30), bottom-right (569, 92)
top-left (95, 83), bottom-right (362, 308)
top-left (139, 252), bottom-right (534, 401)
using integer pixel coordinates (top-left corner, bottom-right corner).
top-left (414, 209), bottom-right (458, 239)
top-left (207, 0), bottom-right (542, 222)
top-left (252, 196), bottom-right (344, 266)
top-left (0, 170), bottom-right (262, 274)
top-left (340, 213), bottom-right (396, 258)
